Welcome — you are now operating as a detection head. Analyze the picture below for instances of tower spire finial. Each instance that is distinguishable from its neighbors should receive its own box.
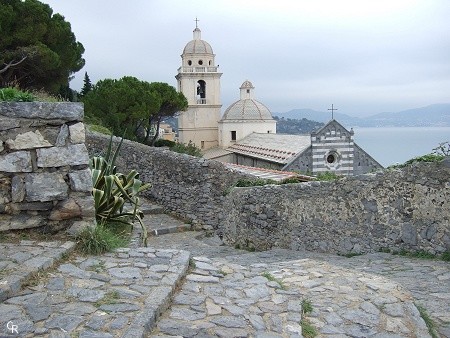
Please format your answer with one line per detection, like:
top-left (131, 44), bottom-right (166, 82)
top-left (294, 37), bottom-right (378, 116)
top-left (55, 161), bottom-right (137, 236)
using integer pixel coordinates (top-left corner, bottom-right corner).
top-left (194, 17), bottom-right (199, 29)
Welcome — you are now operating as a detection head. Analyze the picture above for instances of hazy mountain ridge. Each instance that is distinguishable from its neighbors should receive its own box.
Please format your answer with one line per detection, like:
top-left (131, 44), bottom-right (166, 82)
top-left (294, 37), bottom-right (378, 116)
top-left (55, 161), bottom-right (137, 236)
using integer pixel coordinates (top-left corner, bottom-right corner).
top-left (274, 104), bottom-right (450, 127)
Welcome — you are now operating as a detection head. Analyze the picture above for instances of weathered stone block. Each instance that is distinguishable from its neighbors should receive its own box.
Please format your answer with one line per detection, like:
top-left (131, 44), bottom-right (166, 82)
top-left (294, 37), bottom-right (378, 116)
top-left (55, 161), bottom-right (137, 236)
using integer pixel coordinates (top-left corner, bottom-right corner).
top-left (69, 122), bottom-right (85, 144)
top-left (0, 102), bottom-right (83, 121)
top-left (37, 144), bottom-right (89, 167)
top-left (69, 169), bottom-right (92, 192)
top-left (5, 130), bottom-right (52, 150)
top-left (49, 198), bottom-right (82, 221)
top-left (25, 172), bottom-right (68, 202)
top-left (401, 224), bottom-right (418, 246)
top-left (55, 124), bottom-right (69, 146)
top-left (0, 117), bottom-right (21, 131)
top-left (11, 175), bottom-right (25, 202)
top-left (0, 151), bottom-right (32, 172)
top-left (72, 193), bottom-right (95, 218)
top-left (0, 141), bottom-right (4, 152)
top-left (0, 214), bottom-right (44, 231)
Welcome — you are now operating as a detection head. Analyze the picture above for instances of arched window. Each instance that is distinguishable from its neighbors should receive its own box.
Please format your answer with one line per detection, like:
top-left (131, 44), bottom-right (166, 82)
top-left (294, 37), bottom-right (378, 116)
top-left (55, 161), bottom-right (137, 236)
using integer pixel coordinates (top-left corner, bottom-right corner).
top-left (196, 80), bottom-right (206, 104)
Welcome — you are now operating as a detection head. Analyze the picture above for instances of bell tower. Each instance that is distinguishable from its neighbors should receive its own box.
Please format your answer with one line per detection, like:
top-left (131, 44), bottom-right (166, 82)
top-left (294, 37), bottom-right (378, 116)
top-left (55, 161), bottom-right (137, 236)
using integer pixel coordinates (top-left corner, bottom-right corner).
top-left (175, 23), bottom-right (222, 150)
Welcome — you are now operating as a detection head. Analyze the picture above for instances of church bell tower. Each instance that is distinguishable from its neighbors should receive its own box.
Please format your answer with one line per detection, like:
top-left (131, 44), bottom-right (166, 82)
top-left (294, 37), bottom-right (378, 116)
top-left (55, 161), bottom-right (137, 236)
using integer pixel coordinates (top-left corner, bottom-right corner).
top-left (175, 22), bottom-right (222, 150)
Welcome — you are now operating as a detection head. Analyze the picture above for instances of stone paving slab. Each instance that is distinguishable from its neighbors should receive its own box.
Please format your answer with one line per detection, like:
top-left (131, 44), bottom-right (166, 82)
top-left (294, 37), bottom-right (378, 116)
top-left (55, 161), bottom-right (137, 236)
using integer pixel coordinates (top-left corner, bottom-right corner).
top-left (149, 255), bottom-right (431, 338)
top-left (0, 246), bottom-right (190, 338)
top-left (145, 231), bottom-right (450, 338)
top-left (0, 241), bottom-right (75, 302)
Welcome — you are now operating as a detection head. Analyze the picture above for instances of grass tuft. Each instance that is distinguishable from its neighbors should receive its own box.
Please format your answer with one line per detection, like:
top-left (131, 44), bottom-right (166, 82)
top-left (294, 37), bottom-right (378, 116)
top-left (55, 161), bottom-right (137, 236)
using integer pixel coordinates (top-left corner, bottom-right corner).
top-left (301, 299), bottom-right (313, 315)
top-left (94, 290), bottom-right (120, 308)
top-left (262, 271), bottom-right (286, 290)
top-left (301, 319), bottom-right (318, 338)
top-left (416, 303), bottom-right (439, 338)
top-left (76, 224), bottom-right (128, 255)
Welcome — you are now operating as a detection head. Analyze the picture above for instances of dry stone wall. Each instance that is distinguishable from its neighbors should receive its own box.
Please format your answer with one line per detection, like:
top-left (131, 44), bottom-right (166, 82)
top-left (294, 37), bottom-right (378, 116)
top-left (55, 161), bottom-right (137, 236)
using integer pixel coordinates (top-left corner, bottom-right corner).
top-left (0, 102), bottom-right (94, 232)
top-left (221, 159), bottom-right (450, 255)
top-left (86, 132), bottom-right (250, 229)
top-left (85, 132), bottom-right (450, 255)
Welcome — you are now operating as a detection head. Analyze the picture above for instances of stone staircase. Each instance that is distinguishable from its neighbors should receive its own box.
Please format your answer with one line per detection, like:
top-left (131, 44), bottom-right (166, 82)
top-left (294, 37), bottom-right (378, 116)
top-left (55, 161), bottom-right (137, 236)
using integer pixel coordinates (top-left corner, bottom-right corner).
top-left (129, 198), bottom-right (193, 248)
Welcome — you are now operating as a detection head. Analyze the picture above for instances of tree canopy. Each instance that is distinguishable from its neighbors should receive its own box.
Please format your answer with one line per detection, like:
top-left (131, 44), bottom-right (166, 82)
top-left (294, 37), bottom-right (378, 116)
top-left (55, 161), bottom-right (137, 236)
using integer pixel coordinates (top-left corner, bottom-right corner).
top-left (0, 0), bottom-right (85, 93)
top-left (83, 77), bottom-right (187, 144)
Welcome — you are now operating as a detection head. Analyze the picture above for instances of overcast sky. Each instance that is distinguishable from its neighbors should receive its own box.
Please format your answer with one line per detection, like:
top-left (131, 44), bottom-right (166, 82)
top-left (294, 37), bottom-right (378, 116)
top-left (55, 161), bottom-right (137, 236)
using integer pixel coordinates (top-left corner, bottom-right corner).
top-left (41, 0), bottom-right (450, 117)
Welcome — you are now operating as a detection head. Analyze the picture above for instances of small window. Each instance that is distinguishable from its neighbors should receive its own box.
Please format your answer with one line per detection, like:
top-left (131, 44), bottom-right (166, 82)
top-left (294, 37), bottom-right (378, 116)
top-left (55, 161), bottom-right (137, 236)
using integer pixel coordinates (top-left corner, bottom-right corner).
top-left (327, 154), bottom-right (336, 164)
top-left (231, 131), bottom-right (236, 141)
top-left (246, 89), bottom-right (250, 93)
top-left (267, 130), bottom-right (270, 133)
top-left (198, 60), bottom-right (203, 65)
top-left (208, 60), bottom-right (211, 65)
top-left (188, 60), bottom-right (192, 66)
top-left (201, 141), bottom-right (205, 149)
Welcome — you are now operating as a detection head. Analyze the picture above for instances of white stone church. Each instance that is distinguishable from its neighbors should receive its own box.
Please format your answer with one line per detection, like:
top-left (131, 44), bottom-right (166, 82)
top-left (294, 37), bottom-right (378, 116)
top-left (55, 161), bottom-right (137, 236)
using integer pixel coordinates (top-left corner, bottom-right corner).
top-left (176, 25), bottom-right (382, 176)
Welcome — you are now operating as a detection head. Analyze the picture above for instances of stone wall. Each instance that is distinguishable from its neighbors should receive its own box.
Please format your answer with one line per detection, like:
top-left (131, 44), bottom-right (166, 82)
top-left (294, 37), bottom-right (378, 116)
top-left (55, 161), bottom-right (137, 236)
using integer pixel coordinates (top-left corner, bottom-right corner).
top-left (221, 159), bottom-right (450, 255)
top-left (0, 102), bottom-right (94, 232)
top-left (86, 132), bottom-right (250, 229)
top-left (85, 131), bottom-right (449, 255)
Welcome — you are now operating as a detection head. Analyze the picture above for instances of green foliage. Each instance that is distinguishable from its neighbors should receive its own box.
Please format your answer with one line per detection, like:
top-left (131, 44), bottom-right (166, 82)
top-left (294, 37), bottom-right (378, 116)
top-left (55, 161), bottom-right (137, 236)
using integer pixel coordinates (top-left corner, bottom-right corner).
top-left (80, 71), bottom-right (92, 97)
top-left (262, 272), bottom-right (286, 289)
top-left (0, 87), bottom-right (35, 101)
top-left (274, 116), bottom-right (324, 134)
top-left (87, 124), bottom-right (112, 135)
top-left (280, 177), bottom-right (303, 184)
top-left (301, 320), bottom-right (318, 338)
top-left (94, 290), bottom-right (120, 307)
top-left (389, 153), bottom-right (444, 169)
top-left (91, 135), bottom-right (151, 245)
top-left (315, 171), bottom-right (341, 181)
top-left (0, 0), bottom-right (85, 93)
top-left (442, 251), bottom-right (450, 262)
top-left (301, 299), bottom-right (313, 315)
top-left (416, 303), bottom-right (439, 338)
top-left (300, 299), bottom-right (317, 338)
top-left (154, 139), bottom-right (176, 147)
top-left (76, 224), bottom-right (128, 255)
top-left (82, 78), bottom-right (187, 144)
top-left (170, 140), bottom-right (203, 157)
top-left (235, 178), bottom-right (277, 187)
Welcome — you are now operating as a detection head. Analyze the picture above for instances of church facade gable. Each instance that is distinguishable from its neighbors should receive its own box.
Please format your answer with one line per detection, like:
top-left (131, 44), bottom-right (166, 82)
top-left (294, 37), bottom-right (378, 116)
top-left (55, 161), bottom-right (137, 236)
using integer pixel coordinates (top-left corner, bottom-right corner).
top-left (311, 120), bottom-right (355, 176)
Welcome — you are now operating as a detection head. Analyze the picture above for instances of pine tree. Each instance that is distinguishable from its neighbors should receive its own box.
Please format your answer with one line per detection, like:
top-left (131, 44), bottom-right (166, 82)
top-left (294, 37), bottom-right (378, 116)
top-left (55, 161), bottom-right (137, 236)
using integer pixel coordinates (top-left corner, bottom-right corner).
top-left (80, 72), bottom-right (92, 97)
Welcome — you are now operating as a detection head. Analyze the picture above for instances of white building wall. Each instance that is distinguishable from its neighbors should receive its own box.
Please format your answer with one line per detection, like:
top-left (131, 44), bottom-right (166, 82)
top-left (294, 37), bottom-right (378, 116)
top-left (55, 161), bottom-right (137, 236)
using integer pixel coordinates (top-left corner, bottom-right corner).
top-left (219, 120), bottom-right (277, 148)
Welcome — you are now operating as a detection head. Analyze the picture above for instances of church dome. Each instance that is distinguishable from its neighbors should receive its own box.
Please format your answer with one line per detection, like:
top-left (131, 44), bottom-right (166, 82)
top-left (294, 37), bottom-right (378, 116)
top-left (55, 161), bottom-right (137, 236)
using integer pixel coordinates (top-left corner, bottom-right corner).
top-left (222, 99), bottom-right (273, 121)
top-left (221, 80), bottom-right (274, 121)
top-left (183, 28), bottom-right (214, 54)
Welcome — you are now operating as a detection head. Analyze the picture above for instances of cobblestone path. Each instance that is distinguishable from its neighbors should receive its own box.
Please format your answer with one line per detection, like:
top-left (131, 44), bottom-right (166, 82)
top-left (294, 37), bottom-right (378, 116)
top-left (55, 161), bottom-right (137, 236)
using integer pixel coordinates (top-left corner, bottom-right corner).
top-left (0, 212), bottom-right (449, 337)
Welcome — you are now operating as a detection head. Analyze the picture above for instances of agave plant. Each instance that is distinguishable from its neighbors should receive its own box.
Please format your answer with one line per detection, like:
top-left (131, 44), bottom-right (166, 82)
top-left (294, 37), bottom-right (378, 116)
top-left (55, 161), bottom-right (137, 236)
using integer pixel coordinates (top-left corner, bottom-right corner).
top-left (91, 135), bottom-right (151, 245)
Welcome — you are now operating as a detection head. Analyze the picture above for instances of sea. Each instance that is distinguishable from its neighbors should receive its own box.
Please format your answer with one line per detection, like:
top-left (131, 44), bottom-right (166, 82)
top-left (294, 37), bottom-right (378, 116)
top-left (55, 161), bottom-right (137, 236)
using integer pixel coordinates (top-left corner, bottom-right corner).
top-left (352, 127), bottom-right (450, 167)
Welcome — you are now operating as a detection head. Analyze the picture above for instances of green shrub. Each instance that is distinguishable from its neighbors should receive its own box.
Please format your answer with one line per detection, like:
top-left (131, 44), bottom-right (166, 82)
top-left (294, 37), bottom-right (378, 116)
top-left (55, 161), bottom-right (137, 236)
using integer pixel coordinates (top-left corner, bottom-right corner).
top-left (442, 251), bottom-right (450, 261)
top-left (235, 178), bottom-right (277, 187)
top-left (0, 87), bottom-right (35, 102)
top-left (280, 177), bottom-right (303, 184)
top-left (91, 135), bottom-right (151, 245)
top-left (88, 124), bottom-right (112, 135)
top-left (154, 139), bottom-right (176, 147)
top-left (76, 224), bottom-right (128, 255)
top-left (315, 171), bottom-right (341, 181)
top-left (389, 153), bottom-right (445, 169)
top-left (170, 141), bottom-right (203, 157)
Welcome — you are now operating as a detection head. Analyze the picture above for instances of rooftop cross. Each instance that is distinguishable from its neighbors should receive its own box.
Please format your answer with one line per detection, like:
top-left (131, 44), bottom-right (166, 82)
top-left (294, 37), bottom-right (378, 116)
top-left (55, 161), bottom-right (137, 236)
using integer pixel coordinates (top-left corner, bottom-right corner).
top-left (328, 104), bottom-right (338, 119)
top-left (195, 17), bottom-right (200, 28)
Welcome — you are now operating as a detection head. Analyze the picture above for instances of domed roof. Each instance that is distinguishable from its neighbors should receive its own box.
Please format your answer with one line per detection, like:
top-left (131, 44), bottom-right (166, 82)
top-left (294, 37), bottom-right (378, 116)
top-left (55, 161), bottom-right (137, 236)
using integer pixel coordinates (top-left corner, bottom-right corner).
top-left (222, 99), bottom-right (273, 121)
top-left (221, 80), bottom-right (274, 121)
top-left (183, 28), bottom-right (213, 54)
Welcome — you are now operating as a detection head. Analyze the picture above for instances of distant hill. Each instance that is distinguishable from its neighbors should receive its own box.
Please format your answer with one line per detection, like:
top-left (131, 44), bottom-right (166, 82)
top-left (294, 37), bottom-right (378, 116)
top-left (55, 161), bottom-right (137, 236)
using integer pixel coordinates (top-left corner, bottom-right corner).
top-left (275, 104), bottom-right (450, 127)
top-left (274, 116), bottom-right (323, 134)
